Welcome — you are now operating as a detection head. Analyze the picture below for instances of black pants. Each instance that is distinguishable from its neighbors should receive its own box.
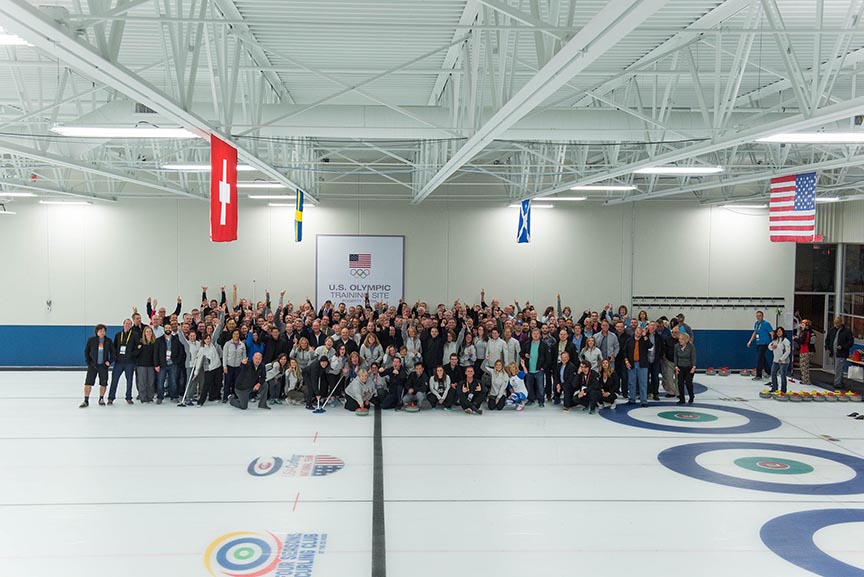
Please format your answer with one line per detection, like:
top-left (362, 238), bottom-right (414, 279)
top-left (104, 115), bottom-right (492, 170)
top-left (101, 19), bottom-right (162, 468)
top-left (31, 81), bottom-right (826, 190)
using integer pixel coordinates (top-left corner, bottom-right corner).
top-left (599, 390), bottom-right (617, 405)
top-left (458, 388), bottom-right (487, 411)
top-left (427, 388), bottom-right (456, 409)
top-left (344, 396), bottom-right (365, 411)
top-left (563, 382), bottom-right (579, 408)
top-left (488, 395), bottom-right (507, 411)
top-left (304, 377), bottom-right (326, 406)
top-left (647, 359), bottom-right (661, 397)
top-left (230, 385), bottom-right (268, 410)
top-left (267, 377), bottom-right (283, 401)
top-left (573, 388), bottom-right (602, 410)
top-left (614, 356), bottom-right (627, 394)
top-left (756, 345), bottom-right (770, 378)
top-left (223, 366), bottom-right (240, 401)
top-left (199, 369), bottom-right (223, 405)
top-left (677, 367), bottom-right (695, 401)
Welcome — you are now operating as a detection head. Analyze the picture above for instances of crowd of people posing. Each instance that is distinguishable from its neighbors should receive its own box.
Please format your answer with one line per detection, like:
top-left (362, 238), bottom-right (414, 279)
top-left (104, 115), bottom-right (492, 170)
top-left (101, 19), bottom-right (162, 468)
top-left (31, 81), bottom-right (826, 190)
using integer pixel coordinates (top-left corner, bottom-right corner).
top-left (81, 287), bottom-right (703, 414)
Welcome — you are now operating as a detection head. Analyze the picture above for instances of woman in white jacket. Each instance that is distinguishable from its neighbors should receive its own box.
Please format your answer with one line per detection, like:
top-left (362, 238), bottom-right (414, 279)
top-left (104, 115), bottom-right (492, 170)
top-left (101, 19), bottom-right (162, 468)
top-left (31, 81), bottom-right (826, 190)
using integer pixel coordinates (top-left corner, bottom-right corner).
top-left (484, 359), bottom-right (510, 411)
top-left (284, 358), bottom-right (305, 405)
top-left (769, 326), bottom-right (792, 394)
top-left (580, 337), bottom-right (602, 372)
top-left (264, 353), bottom-right (288, 405)
top-left (402, 325), bottom-right (422, 367)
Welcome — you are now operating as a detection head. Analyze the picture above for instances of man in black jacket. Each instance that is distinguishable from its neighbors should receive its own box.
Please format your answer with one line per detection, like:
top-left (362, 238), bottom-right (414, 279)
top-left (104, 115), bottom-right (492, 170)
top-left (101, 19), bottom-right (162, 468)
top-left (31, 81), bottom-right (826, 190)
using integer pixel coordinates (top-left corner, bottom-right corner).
top-left (302, 356), bottom-right (331, 410)
top-left (457, 366), bottom-right (487, 414)
top-left (108, 319), bottom-right (138, 405)
top-left (572, 360), bottom-right (602, 414)
top-left (826, 317), bottom-right (855, 388)
top-left (230, 352), bottom-right (268, 410)
top-left (443, 354), bottom-right (464, 386)
top-left (646, 322), bottom-right (665, 401)
top-left (263, 326), bottom-right (289, 364)
top-left (155, 326), bottom-right (184, 403)
top-left (521, 328), bottom-right (552, 406)
top-left (624, 326), bottom-right (654, 407)
top-left (552, 328), bottom-right (579, 404)
top-left (420, 325), bottom-right (445, 375)
top-left (379, 356), bottom-right (409, 410)
top-left (556, 350), bottom-right (579, 411)
top-left (81, 324), bottom-right (115, 408)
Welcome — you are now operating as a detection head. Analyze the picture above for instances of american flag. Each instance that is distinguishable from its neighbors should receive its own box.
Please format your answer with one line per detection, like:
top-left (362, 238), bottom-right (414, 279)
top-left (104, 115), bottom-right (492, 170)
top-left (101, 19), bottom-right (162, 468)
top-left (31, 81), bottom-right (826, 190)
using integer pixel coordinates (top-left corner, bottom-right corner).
top-left (349, 253), bottom-right (371, 269)
top-left (312, 455), bottom-right (344, 477)
top-left (769, 172), bottom-right (817, 242)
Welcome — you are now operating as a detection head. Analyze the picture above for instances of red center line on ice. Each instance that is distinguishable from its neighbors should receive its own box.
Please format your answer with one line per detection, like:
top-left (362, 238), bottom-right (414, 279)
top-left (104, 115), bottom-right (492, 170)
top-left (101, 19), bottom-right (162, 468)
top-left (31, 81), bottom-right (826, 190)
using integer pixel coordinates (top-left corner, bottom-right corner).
top-left (293, 492), bottom-right (300, 512)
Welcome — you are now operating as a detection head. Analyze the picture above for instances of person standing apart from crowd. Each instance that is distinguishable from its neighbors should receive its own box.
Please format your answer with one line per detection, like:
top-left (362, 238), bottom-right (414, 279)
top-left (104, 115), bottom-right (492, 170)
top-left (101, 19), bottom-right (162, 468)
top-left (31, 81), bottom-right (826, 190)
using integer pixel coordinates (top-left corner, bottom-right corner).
top-left (674, 333), bottom-right (697, 405)
top-left (81, 324), bottom-right (115, 408)
top-left (796, 319), bottom-right (815, 386)
top-left (747, 311), bottom-right (774, 381)
top-left (768, 327), bottom-right (791, 394)
top-left (134, 326), bottom-right (158, 403)
top-left (108, 319), bottom-right (137, 405)
top-left (825, 317), bottom-right (855, 389)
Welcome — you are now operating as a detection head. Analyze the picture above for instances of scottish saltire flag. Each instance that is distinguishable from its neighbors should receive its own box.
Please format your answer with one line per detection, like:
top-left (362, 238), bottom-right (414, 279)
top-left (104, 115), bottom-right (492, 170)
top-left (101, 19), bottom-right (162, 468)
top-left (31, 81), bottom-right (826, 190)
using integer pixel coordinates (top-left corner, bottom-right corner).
top-left (769, 172), bottom-right (816, 242)
top-left (517, 199), bottom-right (531, 243)
top-left (294, 188), bottom-right (304, 242)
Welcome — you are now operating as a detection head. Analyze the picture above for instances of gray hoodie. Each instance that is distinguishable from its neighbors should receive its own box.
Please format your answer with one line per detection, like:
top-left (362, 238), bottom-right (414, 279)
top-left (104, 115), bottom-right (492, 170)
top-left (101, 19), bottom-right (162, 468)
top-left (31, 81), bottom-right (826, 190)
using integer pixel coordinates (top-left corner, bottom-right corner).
top-left (346, 376), bottom-right (375, 407)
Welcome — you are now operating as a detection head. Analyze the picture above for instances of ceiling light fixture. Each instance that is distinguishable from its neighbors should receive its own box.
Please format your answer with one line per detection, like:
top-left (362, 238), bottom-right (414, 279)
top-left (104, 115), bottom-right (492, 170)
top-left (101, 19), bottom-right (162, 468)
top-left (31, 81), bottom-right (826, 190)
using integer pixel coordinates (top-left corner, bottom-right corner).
top-left (815, 197), bottom-right (841, 203)
top-left (0, 192), bottom-right (36, 197)
top-left (724, 204), bottom-right (767, 209)
top-left (634, 166), bottom-right (724, 175)
top-left (237, 182), bottom-right (287, 189)
top-left (250, 195), bottom-right (293, 200)
top-left (162, 164), bottom-right (256, 172)
top-left (570, 185), bottom-right (636, 191)
top-left (51, 126), bottom-right (198, 139)
top-left (0, 27), bottom-right (31, 46)
top-left (268, 203), bottom-right (313, 208)
top-left (757, 133), bottom-right (864, 144)
top-left (509, 203), bottom-right (554, 209)
top-left (38, 200), bottom-right (93, 206)
top-left (549, 196), bottom-right (587, 201)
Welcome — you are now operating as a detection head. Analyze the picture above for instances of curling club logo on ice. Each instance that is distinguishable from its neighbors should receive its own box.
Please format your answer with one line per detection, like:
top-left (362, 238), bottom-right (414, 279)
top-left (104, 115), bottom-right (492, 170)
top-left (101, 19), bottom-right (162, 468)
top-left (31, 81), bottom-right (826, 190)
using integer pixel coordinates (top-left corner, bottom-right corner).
top-left (247, 455), bottom-right (344, 478)
top-left (205, 531), bottom-right (328, 577)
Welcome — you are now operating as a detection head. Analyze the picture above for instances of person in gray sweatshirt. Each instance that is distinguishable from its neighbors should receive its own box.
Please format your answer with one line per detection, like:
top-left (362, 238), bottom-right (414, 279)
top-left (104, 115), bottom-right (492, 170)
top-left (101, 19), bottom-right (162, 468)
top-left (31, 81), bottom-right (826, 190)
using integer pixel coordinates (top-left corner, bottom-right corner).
top-left (502, 327), bottom-right (521, 366)
top-left (222, 329), bottom-right (247, 403)
top-left (442, 326), bottom-right (466, 366)
top-left (485, 327), bottom-right (505, 368)
top-left (674, 332), bottom-right (697, 405)
top-left (345, 368), bottom-right (374, 412)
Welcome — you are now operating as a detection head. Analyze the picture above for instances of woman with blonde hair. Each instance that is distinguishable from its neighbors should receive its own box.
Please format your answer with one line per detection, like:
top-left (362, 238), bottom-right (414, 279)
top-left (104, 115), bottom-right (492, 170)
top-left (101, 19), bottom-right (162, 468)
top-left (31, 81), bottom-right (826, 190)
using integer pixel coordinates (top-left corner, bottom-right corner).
top-left (580, 336), bottom-right (602, 372)
top-left (290, 336), bottom-right (315, 370)
top-left (134, 326), bottom-right (158, 403)
top-left (284, 357), bottom-right (305, 404)
top-left (484, 359), bottom-right (510, 410)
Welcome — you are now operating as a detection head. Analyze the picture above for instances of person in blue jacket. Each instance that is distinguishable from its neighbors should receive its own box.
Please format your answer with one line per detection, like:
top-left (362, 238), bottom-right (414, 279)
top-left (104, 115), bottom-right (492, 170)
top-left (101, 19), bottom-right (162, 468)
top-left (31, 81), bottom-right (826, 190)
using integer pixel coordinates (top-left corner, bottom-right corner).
top-left (746, 311), bottom-right (775, 381)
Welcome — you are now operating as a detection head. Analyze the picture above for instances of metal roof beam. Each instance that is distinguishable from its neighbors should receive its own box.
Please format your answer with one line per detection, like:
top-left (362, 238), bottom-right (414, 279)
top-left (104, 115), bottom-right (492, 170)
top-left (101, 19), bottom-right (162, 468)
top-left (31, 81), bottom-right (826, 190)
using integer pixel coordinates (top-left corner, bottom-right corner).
top-left (0, 0), bottom-right (313, 201)
top-left (411, 0), bottom-right (670, 204)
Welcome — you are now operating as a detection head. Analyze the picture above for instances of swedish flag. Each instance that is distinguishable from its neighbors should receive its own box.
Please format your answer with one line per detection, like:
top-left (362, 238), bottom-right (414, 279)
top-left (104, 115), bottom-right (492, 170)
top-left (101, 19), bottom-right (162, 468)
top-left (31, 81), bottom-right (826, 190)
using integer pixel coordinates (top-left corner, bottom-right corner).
top-left (294, 189), bottom-right (304, 242)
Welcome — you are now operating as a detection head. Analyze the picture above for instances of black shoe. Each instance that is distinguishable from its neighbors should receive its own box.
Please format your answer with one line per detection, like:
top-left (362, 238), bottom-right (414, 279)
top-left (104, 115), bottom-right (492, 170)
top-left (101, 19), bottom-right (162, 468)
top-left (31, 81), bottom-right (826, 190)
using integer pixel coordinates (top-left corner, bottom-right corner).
top-left (221, 399), bottom-right (228, 404)
top-left (78, 400), bottom-right (89, 408)
top-left (641, 403), bottom-right (648, 407)
top-left (847, 412), bottom-right (860, 418)
top-left (475, 408), bottom-right (483, 415)
top-left (856, 415), bottom-right (864, 420)
top-left (98, 398), bottom-right (106, 406)
top-left (305, 404), bottom-right (315, 410)
top-left (664, 393), bottom-right (676, 398)
top-left (126, 399), bottom-right (134, 405)
top-left (688, 398), bottom-right (694, 404)
top-left (676, 400), bottom-right (685, 405)
top-left (260, 405), bottom-right (271, 410)
top-left (652, 394), bottom-right (660, 401)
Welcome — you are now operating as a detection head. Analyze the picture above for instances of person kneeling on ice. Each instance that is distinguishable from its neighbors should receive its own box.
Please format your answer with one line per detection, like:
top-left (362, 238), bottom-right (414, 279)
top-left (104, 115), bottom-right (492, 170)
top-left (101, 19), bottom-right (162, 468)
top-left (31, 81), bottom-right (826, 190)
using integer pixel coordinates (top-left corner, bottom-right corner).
top-left (504, 362), bottom-right (528, 411)
top-left (485, 359), bottom-right (510, 410)
top-left (572, 360), bottom-right (602, 414)
top-left (457, 366), bottom-right (487, 415)
top-left (402, 362), bottom-right (428, 410)
top-left (380, 356), bottom-right (408, 410)
top-left (345, 368), bottom-right (375, 412)
top-left (229, 352), bottom-right (267, 410)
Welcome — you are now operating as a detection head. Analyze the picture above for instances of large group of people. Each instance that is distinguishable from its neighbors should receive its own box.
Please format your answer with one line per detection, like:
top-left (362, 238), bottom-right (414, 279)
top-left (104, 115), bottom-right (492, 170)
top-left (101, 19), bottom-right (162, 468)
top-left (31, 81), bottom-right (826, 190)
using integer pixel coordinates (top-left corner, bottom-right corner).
top-left (81, 287), bottom-right (712, 414)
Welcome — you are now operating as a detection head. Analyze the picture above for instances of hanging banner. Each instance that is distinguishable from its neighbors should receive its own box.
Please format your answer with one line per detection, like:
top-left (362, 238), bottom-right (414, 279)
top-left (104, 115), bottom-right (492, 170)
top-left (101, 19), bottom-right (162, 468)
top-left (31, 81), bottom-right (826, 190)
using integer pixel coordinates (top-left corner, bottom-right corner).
top-left (316, 235), bottom-right (404, 308)
top-left (295, 188), bottom-right (304, 242)
top-left (210, 134), bottom-right (238, 242)
top-left (517, 199), bottom-right (531, 243)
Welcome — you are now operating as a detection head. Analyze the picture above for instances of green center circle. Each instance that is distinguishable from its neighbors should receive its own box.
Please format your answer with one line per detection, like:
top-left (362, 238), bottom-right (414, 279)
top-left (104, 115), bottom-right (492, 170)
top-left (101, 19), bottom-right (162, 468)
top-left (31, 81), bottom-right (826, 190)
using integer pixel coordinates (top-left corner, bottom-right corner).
top-left (234, 547), bottom-right (255, 560)
top-left (734, 456), bottom-right (814, 475)
top-left (657, 411), bottom-right (719, 423)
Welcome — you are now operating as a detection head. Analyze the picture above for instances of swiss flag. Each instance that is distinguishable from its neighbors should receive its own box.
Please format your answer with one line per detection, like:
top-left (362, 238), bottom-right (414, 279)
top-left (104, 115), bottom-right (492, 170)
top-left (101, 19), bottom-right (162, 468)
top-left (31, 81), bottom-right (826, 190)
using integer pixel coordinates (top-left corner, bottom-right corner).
top-left (210, 134), bottom-right (238, 242)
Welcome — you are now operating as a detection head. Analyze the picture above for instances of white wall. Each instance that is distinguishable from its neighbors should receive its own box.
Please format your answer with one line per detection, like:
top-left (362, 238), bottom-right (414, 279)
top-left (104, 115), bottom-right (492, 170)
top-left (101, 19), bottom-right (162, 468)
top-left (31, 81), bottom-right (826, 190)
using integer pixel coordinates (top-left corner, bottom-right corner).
top-left (0, 199), bottom-right (794, 329)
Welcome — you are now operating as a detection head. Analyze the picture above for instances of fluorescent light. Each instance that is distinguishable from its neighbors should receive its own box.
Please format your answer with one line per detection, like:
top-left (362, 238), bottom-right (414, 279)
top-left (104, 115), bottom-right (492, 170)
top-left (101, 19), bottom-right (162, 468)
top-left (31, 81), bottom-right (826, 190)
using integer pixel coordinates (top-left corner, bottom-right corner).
top-left (0, 27), bottom-right (31, 46)
top-left (724, 204), bottom-right (767, 209)
top-left (509, 204), bottom-right (554, 209)
top-left (39, 200), bottom-right (92, 206)
top-left (550, 196), bottom-right (587, 201)
top-left (634, 166), bottom-right (724, 175)
top-left (162, 164), bottom-right (256, 171)
top-left (50, 126), bottom-right (198, 139)
top-left (816, 197), bottom-right (840, 203)
top-left (570, 185), bottom-right (636, 191)
top-left (250, 195), bottom-right (293, 200)
top-left (237, 182), bottom-right (287, 189)
top-left (268, 203), bottom-right (313, 208)
top-left (0, 192), bottom-right (36, 197)
top-left (757, 133), bottom-right (864, 144)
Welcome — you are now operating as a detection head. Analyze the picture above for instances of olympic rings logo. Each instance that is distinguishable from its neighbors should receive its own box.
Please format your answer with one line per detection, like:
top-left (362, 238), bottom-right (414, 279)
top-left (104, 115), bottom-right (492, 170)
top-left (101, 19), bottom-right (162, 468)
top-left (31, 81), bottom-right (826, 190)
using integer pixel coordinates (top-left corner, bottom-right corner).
top-left (350, 269), bottom-right (370, 278)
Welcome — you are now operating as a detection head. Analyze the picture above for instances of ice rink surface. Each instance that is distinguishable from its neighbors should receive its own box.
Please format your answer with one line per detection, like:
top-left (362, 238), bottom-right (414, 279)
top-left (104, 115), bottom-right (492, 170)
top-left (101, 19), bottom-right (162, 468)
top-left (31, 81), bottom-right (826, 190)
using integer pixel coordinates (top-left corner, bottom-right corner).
top-left (0, 371), bottom-right (862, 577)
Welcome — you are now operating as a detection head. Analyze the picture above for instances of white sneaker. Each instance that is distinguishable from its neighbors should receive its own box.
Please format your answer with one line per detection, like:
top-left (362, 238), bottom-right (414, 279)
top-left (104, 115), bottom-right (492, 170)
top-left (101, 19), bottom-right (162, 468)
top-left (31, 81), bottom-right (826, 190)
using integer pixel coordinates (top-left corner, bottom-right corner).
top-left (609, 401), bottom-right (617, 409)
top-left (516, 404), bottom-right (524, 411)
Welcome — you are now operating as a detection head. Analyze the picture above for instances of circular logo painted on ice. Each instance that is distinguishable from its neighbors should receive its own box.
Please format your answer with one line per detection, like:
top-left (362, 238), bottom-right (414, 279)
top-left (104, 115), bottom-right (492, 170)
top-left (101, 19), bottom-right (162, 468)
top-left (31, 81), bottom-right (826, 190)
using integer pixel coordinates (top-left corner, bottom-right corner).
top-left (734, 456), bottom-right (814, 475)
top-left (204, 531), bottom-right (283, 577)
top-left (657, 411), bottom-right (719, 422)
top-left (600, 402), bottom-right (781, 434)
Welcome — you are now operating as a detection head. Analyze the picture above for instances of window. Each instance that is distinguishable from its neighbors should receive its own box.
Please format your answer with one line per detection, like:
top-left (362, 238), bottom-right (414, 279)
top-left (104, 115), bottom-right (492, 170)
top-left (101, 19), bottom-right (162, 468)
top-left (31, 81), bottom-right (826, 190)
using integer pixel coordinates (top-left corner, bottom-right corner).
top-left (795, 244), bottom-right (837, 292)
top-left (843, 244), bottom-right (864, 339)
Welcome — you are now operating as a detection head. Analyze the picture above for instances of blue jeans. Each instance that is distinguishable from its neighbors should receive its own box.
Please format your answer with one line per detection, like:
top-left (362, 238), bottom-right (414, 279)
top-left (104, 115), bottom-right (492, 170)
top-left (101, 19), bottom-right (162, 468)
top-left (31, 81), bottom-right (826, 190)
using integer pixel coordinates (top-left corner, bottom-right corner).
top-left (109, 362), bottom-right (135, 401)
top-left (525, 371), bottom-right (545, 405)
top-left (628, 362), bottom-right (648, 403)
top-left (157, 364), bottom-right (180, 400)
top-left (770, 362), bottom-right (788, 393)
